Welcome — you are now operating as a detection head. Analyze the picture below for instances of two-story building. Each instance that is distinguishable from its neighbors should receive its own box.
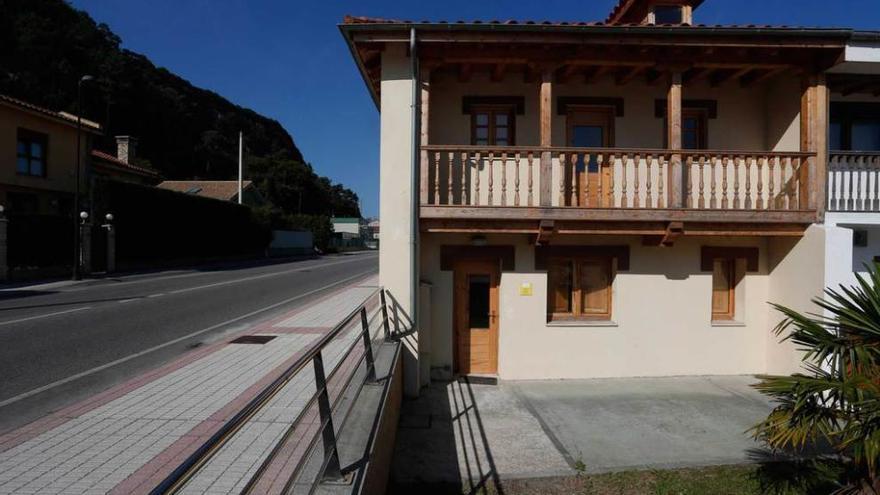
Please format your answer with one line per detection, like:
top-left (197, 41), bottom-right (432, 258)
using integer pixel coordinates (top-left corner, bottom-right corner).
top-left (0, 94), bottom-right (101, 215)
top-left (341, 0), bottom-right (876, 395)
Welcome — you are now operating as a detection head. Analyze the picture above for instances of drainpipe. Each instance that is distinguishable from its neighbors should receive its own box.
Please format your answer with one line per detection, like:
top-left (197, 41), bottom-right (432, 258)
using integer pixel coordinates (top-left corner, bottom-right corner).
top-left (409, 28), bottom-right (419, 328)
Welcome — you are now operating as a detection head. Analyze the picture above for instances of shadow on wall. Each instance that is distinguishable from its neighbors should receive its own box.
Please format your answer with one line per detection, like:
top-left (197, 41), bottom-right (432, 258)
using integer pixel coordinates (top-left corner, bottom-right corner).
top-left (387, 377), bottom-right (504, 495)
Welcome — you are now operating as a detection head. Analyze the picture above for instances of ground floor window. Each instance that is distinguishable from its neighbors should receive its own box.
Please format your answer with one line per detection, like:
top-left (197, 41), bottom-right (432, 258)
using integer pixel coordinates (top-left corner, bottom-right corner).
top-left (711, 258), bottom-right (737, 321)
top-left (547, 256), bottom-right (613, 321)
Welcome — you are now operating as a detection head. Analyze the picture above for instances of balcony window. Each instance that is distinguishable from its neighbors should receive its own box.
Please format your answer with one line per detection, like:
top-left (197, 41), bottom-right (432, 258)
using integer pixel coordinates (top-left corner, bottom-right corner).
top-left (471, 105), bottom-right (515, 146)
top-left (682, 109), bottom-right (708, 150)
top-left (830, 102), bottom-right (880, 151)
top-left (16, 129), bottom-right (48, 177)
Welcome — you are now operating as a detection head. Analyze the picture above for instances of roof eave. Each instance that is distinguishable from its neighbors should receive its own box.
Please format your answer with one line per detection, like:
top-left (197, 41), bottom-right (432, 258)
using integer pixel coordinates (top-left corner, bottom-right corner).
top-left (339, 24), bottom-right (381, 111)
top-left (340, 21), bottom-right (853, 39)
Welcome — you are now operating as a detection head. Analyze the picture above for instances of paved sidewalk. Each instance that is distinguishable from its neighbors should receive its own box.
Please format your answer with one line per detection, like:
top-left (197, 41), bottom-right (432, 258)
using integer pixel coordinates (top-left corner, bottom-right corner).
top-left (0, 275), bottom-right (378, 495)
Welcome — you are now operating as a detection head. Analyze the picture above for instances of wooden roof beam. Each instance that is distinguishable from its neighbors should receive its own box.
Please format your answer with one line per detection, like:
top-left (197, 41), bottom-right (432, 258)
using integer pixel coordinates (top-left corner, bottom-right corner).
top-left (740, 67), bottom-right (788, 87)
top-left (683, 67), bottom-right (712, 85)
top-left (616, 66), bottom-right (645, 86)
top-left (710, 67), bottom-right (753, 87)
top-left (645, 68), bottom-right (664, 86)
top-left (557, 64), bottom-right (581, 84)
top-left (585, 65), bottom-right (612, 84)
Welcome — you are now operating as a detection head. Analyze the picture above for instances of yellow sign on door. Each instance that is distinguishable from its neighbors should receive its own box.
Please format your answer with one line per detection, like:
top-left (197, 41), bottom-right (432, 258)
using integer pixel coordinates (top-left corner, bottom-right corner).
top-left (519, 282), bottom-right (533, 296)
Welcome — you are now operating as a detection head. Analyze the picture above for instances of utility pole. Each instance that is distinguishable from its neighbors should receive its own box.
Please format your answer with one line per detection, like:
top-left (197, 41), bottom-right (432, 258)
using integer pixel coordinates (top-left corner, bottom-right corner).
top-left (73, 75), bottom-right (93, 281)
top-left (237, 131), bottom-right (243, 205)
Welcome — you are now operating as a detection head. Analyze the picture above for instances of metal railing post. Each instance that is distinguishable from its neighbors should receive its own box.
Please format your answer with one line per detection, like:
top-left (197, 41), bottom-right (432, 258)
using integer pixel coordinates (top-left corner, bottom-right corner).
top-left (360, 307), bottom-right (377, 382)
top-left (392, 301), bottom-right (401, 335)
top-left (312, 351), bottom-right (342, 481)
top-left (379, 290), bottom-right (391, 340)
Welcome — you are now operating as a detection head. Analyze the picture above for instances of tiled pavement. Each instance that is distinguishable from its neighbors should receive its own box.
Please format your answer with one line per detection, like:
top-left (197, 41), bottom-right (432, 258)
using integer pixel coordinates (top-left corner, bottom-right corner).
top-left (0, 275), bottom-right (379, 495)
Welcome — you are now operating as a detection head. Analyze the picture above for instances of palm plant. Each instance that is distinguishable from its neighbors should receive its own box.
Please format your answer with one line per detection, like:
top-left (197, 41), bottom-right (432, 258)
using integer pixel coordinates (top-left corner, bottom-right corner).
top-left (752, 264), bottom-right (880, 494)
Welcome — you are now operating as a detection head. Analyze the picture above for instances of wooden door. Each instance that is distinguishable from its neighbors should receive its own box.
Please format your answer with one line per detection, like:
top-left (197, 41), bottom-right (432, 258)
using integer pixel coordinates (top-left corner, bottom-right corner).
top-left (454, 259), bottom-right (500, 375)
top-left (567, 107), bottom-right (614, 206)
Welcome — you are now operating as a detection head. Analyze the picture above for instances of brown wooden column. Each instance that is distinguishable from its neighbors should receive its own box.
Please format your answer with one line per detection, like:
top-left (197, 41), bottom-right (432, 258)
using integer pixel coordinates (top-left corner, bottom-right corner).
top-left (418, 67), bottom-right (431, 205)
top-left (667, 70), bottom-right (683, 208)
top-left (800, 73), bottom-right (827, 215)
top-left (539, 68), bottom-right (554, 207)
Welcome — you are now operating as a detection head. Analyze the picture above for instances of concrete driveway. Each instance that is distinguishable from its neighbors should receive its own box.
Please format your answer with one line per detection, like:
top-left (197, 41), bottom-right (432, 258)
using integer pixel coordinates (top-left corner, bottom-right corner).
top-left (390, 375), bottom-right (774, 491)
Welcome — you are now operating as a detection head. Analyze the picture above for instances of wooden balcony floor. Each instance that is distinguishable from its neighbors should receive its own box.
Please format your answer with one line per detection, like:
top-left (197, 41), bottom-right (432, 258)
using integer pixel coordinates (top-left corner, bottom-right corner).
top-left (420, 205), bottom-right (815, 237)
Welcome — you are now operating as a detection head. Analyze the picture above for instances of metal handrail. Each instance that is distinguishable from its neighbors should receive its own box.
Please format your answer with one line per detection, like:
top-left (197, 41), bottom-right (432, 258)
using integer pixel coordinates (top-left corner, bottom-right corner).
top-left (150, 287), bottom-right (392, 495)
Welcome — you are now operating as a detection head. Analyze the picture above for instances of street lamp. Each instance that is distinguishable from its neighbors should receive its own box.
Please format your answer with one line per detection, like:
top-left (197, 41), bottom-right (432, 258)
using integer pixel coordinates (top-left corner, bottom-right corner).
top-left (72, 75), bottom-right (93, 280)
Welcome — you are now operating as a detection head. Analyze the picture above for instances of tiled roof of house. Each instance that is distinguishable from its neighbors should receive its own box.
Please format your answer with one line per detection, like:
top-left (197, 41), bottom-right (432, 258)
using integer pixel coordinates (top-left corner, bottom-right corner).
top-left (91, 150), bottom-right (161, 178)
top-left (341, 14), bottom-right (806, 30)
top-left (157, 180), bottom-right (253, 201)
top-left (0, 94), bottom-right (101, 131)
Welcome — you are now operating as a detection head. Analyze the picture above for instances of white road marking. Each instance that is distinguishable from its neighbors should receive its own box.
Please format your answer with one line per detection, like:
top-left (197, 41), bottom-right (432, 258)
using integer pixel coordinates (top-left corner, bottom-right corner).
top-left (117, 299), bottom-right (137, 304)
top-left (0, 307), bottom-right (92, 327)
top-left (0, 269), bottom-right (376, 408)
top-left (167, 257), bottom-right (372, 295)
top-left (59, 253), bottom-right (377, 293)
top-left (147, 293), bottom-right (165, 298)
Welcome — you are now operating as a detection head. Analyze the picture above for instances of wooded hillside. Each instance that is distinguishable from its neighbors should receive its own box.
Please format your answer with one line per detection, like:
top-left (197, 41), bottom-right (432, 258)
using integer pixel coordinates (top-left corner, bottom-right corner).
top-left (0, 0), bottom-right (360, 218)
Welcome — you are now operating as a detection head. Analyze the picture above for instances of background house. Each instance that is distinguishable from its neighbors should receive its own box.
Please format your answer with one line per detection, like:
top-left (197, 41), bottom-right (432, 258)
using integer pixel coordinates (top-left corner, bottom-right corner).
top-left (157, 180), bottom-right (266, 206)
top-left (0, 94), bottom-right (100, 215)
top-left (91, 136), bottom-right (160, 185)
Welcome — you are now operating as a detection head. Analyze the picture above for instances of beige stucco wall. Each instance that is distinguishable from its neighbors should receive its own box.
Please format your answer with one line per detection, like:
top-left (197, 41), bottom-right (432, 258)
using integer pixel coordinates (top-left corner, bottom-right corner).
top-left (379, 44), bottom-right (421, 395)
top-left (416, 233), bottom-right (815, 380)
top-left (428, 71), bottom-right (802, 150)
top-left (0, 103), bottom-right (91, 212)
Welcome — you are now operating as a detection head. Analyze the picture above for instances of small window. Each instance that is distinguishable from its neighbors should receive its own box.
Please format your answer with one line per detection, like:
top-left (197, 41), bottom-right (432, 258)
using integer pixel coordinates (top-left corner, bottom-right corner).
top-left (711, 258), bottom-right (736, 321)
top-left (663, 108), bottom-right (708, 150)
top-left (653, 5), bottom-right (683, 24)
top-left (16, 129), bottom-right (48, 177)
top-left (547, 257), bottom-right (613, 321)
top-left (471, 105), bottom-right (515, 146)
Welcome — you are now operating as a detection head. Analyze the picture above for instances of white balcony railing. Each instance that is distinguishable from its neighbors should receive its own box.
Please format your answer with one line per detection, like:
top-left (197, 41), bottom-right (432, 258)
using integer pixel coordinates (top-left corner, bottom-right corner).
top-left (827, 152), bottom-right (880, 212)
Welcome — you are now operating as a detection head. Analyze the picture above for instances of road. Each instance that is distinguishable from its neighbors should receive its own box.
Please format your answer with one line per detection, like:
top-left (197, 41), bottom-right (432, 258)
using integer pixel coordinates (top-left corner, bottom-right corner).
top-left (0, 252), bottom-right (378, 433)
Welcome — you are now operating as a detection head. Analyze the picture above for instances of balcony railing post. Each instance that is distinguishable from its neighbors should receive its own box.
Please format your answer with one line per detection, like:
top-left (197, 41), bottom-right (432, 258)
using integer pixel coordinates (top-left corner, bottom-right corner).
top-left (360, 307), bottom-right (377, 382)
top-left (380, 290), bottom-right (391, 340)
top-left (313, 351), bottom-right (342, 481)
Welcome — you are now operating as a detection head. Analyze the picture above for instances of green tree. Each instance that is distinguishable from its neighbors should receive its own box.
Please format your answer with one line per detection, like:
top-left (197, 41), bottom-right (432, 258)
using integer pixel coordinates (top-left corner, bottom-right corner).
top-left (752, 265), bottom-right (880, 494)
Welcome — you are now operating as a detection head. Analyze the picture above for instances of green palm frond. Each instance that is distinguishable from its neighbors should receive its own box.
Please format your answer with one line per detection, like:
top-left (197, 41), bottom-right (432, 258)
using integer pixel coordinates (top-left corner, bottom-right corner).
top-left (755, 263), bottom-right (880, 490)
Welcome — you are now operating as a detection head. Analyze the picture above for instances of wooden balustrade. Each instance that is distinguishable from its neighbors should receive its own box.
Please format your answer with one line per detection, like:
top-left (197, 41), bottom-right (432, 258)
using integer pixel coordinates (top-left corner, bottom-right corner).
top-left (827, 152), bottom-right (880, 212)
top-left (421, 145), bottom-right (815, 212)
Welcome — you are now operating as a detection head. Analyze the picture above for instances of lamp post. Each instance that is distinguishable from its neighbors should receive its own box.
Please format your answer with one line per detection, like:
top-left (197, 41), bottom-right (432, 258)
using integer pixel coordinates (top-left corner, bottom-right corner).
top-left (72, 75), bottom-right (93, 280)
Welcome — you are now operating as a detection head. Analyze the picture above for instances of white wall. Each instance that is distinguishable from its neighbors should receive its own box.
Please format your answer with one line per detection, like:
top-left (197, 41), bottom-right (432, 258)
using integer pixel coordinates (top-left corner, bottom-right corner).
top-left (379, 43), bottom-right (420, 396)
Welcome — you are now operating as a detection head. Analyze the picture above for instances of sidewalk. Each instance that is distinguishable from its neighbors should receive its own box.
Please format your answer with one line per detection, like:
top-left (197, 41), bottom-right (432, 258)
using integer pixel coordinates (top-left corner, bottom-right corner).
top-left (0, 274), bottom-right (378, 495)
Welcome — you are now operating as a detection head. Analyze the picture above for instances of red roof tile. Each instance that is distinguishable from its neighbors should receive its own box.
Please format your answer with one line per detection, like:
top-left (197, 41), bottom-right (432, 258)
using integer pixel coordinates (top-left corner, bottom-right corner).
top-left (91, 150), bottom-right (161, 178)
top-left (0, 94), bottom-right (101, 131)
top-left (157, 180), bottom-right (253, 202)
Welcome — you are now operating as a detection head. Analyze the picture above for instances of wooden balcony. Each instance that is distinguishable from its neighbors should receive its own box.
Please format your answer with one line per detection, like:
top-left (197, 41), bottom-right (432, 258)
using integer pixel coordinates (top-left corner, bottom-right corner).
top-left (827, 152), bottom-right (880, 213)
top-left (420, 145), bottom-right (819, 238)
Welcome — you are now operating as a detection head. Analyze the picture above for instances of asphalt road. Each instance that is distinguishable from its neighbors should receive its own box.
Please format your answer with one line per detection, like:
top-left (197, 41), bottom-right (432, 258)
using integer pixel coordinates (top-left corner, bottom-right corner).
top-left (0, 252), bottom-right (378, 432)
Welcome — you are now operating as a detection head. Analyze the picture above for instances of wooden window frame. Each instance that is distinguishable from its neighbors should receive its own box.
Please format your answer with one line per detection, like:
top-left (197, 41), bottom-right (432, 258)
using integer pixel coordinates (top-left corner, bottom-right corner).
top-left (662, 107), bottom-right (708, 150)
top-left (546, 255), bottom-right (615, 322)
top-left (566, 105), bottom-right (616, 147)
top-left (711, 257), bottom-right (737, 321)
top-left (830, 101), bottom-right (880, 151)
top-left (470, 104), bottom-right (516, 146)
top-left (16, 128), bottom-right (48, 178)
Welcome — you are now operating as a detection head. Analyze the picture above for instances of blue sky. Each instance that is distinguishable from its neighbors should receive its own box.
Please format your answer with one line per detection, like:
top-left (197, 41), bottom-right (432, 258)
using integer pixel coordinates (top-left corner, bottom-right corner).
top-left (68, 0), bottom-right (880, 217)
